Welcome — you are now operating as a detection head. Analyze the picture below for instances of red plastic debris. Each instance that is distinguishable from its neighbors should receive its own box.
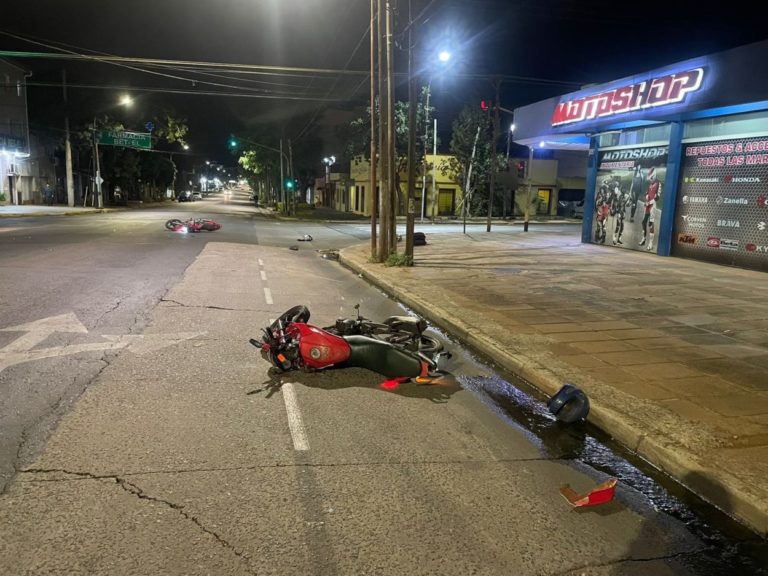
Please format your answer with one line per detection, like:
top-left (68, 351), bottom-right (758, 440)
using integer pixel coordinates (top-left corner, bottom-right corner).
top-left (560, 478), bottom-right (617, 507)
top-left (380, 377), bottom-right (410, 390)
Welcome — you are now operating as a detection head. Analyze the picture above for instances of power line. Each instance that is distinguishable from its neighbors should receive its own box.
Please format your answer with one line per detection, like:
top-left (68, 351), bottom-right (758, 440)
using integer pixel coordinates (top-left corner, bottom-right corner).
top-left (25, 81), bottom-right (346, 102)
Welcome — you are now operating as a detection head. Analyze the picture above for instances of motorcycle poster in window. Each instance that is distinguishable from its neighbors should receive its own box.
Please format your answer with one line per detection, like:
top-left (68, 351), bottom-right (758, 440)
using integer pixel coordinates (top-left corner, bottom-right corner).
top-left (673, 135), bottom-right (768, 272)
top-left (592, 145), bottom-right (669, 252)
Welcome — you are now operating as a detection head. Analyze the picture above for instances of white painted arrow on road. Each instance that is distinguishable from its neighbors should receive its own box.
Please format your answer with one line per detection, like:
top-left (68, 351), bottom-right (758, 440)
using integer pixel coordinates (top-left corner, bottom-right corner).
top-left (0, 313), bottom-right (205, 373)
top-left (0, 312), bottom-right (88, 352)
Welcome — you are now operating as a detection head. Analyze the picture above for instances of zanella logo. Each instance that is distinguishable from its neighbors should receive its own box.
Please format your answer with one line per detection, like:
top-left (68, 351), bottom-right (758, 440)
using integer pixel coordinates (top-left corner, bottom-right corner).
top-left (551, 68), bottom-right (704, 127)
top-left (716, 196), bottom-right (748, 205)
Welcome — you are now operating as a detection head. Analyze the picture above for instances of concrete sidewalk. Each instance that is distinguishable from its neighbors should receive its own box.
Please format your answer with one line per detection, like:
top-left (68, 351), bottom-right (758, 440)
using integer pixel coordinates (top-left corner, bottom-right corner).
top-left (340, 231), bottom-right (768, 537)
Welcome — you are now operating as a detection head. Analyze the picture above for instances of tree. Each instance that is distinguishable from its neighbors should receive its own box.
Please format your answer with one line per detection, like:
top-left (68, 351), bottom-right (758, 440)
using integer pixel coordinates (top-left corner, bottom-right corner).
top-left (341, 86), bottom-right (436, 173)
top-left (439, 105), bottom-right (499, 217)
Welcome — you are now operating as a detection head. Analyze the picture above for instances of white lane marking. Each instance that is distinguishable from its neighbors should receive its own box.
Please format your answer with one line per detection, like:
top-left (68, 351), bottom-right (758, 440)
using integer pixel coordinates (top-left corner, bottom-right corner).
top-left (282, 383), bottom-right (309, 451)
top-left (260, 270), bottom-right (267, 281)
top-left (258, 258), bottom-right (264, 266)
top-left (264, 287), bottom-right (273, 304)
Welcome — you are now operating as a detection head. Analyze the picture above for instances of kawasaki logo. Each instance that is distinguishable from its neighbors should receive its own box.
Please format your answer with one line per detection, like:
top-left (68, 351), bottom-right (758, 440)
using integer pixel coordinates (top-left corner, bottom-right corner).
top-left (551, 68), bottom-right (704, 127)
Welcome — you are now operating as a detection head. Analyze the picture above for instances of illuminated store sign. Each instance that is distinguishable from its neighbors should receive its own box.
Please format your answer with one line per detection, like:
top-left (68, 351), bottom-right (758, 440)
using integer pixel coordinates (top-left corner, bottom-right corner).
top-left (551, 68), bottom-right (704, 127)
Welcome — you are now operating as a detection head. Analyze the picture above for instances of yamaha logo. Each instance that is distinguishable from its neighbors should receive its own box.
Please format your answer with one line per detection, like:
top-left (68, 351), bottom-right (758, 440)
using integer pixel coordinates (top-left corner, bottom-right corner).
top-left (682, 195), bottom-right (708, 204)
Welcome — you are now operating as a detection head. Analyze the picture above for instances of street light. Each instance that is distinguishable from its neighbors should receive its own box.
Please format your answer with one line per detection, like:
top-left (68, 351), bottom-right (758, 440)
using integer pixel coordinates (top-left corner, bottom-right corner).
top-left (420, 50), bottom-right (452, 222)
top-left (119, 94), bottom-right (133, 107)
top-left (322, 156), bottom-right (336, 208)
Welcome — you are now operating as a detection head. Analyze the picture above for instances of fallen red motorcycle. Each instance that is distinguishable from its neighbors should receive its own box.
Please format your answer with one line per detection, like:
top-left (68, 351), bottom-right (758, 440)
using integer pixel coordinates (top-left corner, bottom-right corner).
top-left (165, 218), bottom-right (221, 233)
top-left (251, 305), bottom-right (450, 380)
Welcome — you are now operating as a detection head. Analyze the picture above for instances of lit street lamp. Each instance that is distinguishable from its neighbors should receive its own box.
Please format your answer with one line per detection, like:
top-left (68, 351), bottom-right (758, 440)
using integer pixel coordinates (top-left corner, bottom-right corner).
top-left (322, 156), bottom-right (336, 207)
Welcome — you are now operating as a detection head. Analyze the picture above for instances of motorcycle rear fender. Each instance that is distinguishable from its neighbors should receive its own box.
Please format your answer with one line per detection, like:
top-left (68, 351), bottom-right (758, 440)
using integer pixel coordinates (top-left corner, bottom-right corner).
top-left (383, 316), bottom-right (427, 335)
top-left (345, 335), bottom-right (425, 378)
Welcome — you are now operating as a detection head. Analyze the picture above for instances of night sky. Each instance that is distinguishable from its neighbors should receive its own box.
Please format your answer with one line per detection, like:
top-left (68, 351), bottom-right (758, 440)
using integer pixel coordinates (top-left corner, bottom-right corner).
top-left (3, 0), bottom-right (767, 165)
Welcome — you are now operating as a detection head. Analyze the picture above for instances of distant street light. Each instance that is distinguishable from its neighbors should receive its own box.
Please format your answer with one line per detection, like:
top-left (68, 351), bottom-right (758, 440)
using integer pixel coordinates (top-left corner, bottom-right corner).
top-left (438, 50), bottom-right (451, 62)
top-left (322, 156), bottom-right (336, 207)
top-left (119, 94), bottom-right (133, 107)
top-left (182, 143), bottom-right (190, 150)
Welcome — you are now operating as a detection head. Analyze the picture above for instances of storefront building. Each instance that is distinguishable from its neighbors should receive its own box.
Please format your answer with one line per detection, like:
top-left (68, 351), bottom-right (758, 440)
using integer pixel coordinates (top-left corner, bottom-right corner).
top-left (513, 40), bottom-right (768, 272)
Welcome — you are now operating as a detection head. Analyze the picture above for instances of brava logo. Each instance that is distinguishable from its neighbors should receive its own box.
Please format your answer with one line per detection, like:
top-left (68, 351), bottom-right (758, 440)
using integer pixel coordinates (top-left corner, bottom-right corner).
top-left (717, 219), bottom-right (740, 228)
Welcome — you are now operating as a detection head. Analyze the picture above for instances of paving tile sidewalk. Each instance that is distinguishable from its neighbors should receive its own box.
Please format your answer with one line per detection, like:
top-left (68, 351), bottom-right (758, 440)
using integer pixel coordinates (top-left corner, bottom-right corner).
top-left (340, 230), bottom-right (768, 537)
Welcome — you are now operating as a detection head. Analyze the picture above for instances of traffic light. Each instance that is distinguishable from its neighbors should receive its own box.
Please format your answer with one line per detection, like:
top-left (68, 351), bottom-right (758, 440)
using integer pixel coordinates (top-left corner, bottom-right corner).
top-left (517, 160), bottom-right (526, 179)
top-left (286, 179), bottom-right (294, 189)
top-left (228, 138), bottom-right (237, 149)
top-left (480, 100), bottom-right (489, 111)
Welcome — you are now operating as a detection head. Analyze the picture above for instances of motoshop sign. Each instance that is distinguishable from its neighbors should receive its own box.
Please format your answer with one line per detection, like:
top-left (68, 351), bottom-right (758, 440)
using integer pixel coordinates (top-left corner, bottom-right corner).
top-left (551, 69), bottom-right (704, 128)
top-left (98, 130), bottom-right (152, 150)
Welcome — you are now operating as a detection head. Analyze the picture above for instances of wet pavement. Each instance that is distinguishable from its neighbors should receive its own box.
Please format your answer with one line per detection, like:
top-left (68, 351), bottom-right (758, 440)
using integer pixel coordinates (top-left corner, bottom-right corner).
top-left (339, 228), bottom-right (768, 538)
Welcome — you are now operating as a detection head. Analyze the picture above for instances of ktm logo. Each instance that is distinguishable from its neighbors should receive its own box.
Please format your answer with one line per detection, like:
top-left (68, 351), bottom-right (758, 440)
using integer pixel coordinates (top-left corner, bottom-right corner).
top-left (677, 234), bottom-right (697, 244)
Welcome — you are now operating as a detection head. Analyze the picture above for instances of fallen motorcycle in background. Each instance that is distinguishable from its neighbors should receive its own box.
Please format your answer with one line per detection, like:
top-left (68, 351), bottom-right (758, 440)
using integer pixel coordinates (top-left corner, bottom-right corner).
top-left (165, 218), bottom-right (222, 232)
top-left (251, 305), bottom-right (450, 380)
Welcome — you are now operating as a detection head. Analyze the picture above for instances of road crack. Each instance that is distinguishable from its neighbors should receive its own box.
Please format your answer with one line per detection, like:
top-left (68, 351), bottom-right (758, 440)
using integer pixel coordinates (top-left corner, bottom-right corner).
top-left (113, 477), bottom-right (256, 573)
top-left (17, 468), bottom-right (256, 574)
top-left (550, 548), bottom-right (708, 575)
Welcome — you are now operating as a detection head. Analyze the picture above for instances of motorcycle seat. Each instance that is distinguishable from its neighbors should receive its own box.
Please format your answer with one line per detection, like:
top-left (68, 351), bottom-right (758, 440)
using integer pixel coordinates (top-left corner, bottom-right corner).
top-left (344, 335), bottom-right (423, 378)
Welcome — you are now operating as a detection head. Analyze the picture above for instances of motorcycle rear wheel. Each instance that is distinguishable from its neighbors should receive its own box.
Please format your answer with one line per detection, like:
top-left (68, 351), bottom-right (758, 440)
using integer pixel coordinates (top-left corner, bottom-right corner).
top-left (165, 219), bottom-right (184, 230)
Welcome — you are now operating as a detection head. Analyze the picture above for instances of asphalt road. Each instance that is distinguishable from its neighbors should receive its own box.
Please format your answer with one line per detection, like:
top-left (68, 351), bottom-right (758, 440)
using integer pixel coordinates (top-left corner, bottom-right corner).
top-left (0, 191), bottom-right (762, 574)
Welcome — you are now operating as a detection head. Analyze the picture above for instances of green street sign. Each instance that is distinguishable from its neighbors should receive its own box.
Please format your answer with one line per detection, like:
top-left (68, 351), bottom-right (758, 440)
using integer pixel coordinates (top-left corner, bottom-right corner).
top-left (98, 130), bottom-right (152, 150)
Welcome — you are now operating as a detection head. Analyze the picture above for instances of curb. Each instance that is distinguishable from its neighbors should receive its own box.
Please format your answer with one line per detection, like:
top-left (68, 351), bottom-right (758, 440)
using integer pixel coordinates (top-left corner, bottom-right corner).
top-left (0, 209), bottom-right (113, 218)
top-left (339, 249), bottom-right (768, 537)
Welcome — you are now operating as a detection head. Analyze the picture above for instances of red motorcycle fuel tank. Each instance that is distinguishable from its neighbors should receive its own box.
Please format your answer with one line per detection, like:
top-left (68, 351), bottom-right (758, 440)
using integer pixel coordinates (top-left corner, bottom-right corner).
top-left (288, 323), bottom-right (351, 369)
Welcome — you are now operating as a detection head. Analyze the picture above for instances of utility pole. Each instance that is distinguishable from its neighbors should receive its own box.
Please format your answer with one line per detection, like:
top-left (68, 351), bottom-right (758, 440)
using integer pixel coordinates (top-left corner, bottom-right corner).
top-left (370, 0), bottom-right (378, 260)
top-left (431, 117), bottom-right (437, 219)
top-left (279, 139), bottom-right (285, 212)
top-left (463, 125), bottom-right (481, 235)
top-left (487, 78), bottom-right (501, 232)
top-left (404, 0), bottom-right (417, 264)
top-left (524, 145), bottom-right (534, 232)
top-left (62, 70), bottom-right (75, 206)
top-left (385, 0), bottom-right (397, 256)
top-left (288, 139), bottom-right (294, 215)
top-left (377, 0), bottom-right (390, 262)
top-left (92, 117), bottom-right (103, 208)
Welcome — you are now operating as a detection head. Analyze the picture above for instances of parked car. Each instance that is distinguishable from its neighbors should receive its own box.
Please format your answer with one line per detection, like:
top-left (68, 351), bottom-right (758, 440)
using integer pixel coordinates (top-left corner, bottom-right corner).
top-left (191, 192), bottom-right (203, 201)
top-left (177, 191), bottom-right (192, 202)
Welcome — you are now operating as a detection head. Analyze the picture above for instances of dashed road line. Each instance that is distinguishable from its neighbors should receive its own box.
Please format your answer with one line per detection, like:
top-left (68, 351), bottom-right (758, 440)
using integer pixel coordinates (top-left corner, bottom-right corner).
top-left (282, 383), bottom-right (309, 451)
top-left (260, 270), bottom-right (267, 281)
top-left (264, 287), bottom-right (273, 304)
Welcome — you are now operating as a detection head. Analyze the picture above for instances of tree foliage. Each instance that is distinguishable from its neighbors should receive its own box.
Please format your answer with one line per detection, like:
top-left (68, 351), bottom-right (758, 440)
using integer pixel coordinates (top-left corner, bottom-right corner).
top-left (438, 105), bottom-right (505, 216)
